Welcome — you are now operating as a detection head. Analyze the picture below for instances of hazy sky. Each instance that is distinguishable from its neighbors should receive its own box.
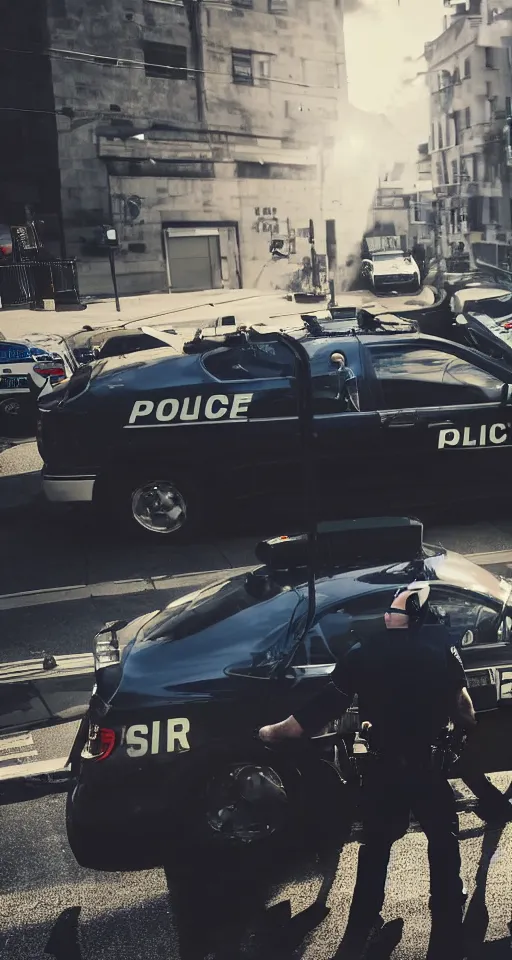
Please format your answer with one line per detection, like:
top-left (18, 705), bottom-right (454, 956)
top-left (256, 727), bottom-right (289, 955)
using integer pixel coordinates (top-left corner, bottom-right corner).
top-left (344, 0), bottom-right (446, 116)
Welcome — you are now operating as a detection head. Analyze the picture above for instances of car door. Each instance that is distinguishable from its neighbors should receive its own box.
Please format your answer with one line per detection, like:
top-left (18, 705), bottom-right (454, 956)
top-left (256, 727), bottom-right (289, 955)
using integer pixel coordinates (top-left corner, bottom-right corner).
top-left (200, 338), bottom-right (300, 503)
top-left (364, 339), bottom-right (512, 504)
top-left (305, 339), bottom-right (382, 512)
top-left (282, 587), bottom-right (398, 727)
top-left (426, 583), bottom-right (512, 712)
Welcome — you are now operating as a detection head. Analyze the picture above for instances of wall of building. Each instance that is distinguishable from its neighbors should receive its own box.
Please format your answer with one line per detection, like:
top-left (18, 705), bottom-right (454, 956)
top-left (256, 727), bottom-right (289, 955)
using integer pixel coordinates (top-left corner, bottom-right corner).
top-left (0, 0), bottom-right (62, 248)
top-left (44, 0), bottom-right (348, 296)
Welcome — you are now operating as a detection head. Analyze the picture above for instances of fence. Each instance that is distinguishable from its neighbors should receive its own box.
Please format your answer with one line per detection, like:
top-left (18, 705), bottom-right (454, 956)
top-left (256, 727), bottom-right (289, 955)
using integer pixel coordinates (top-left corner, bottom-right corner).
top-left (0, 259), bottom-right (81, 309)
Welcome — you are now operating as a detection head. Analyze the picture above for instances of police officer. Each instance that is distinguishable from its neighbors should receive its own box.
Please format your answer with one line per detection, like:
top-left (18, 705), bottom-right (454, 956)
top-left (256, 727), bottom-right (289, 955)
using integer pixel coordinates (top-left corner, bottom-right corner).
top-left (259, 584), bottom-right (477, 958)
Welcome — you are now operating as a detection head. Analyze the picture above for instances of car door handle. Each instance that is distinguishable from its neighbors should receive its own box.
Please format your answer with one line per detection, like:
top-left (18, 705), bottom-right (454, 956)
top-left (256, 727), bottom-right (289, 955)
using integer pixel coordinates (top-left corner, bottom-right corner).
top-left (379, 412), bottom-right (417, 428)
top-left (428, 421), bottom-right (455, 429)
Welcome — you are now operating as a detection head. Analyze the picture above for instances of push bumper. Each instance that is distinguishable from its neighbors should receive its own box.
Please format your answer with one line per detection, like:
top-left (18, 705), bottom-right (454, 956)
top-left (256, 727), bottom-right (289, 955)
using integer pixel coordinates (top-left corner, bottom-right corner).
top-left (42, 473), bottom-right (96, 503)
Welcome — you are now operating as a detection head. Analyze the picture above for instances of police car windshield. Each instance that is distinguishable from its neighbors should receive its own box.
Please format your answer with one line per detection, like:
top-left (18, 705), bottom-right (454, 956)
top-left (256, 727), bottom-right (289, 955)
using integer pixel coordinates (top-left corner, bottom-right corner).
top-left (140, 574), bottom-right (290, 643)
top-left (373, 252), bottom-right (403, 261)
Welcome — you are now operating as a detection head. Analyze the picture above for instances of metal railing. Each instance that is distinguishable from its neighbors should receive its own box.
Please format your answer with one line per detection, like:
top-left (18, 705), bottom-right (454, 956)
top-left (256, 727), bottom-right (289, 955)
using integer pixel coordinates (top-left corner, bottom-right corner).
top-left (0, 259), bottom-right (82, 309)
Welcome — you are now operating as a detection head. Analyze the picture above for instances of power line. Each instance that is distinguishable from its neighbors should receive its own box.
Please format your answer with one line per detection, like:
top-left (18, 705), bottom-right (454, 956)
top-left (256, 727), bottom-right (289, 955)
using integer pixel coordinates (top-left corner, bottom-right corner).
top-left (0, 45), bottom-right (341, 92)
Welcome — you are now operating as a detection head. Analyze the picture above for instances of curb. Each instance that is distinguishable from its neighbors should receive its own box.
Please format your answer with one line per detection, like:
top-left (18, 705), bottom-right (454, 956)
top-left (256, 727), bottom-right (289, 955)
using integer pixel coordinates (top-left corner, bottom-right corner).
top-left (0, 564), bottom-right (255, 611)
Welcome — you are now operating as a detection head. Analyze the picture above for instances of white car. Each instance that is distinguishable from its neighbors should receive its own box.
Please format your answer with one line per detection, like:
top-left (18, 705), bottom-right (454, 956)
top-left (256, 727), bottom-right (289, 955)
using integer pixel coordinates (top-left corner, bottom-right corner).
top-left (361, 251), bottom-right (421, 293)
top-left (0, 333), bottom-right (75, 439)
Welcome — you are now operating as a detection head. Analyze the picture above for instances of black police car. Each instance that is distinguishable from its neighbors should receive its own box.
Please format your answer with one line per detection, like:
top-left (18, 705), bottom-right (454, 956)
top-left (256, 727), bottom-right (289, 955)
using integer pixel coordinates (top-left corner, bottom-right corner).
top-left (38, 313), bottom-right (512, 539)
top-left (66, 517), bottom-right (512, 870)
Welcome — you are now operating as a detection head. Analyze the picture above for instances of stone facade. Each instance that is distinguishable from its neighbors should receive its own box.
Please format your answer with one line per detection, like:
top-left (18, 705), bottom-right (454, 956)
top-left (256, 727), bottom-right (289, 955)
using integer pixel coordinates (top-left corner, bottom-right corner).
top-left (41, 0), bottom-right (348, 295)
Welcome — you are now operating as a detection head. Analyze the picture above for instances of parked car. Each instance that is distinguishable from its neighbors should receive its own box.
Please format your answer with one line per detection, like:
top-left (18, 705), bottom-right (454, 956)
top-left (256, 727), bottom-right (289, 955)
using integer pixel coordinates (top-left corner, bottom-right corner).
top-left (361, 251), bottom-right (421, 294)
top-left (65, 517), bottom-right (512, 870)
top-left (38, 320), bottom-right (512, 539)
top-left (0, 333), bottom-right (75, 438)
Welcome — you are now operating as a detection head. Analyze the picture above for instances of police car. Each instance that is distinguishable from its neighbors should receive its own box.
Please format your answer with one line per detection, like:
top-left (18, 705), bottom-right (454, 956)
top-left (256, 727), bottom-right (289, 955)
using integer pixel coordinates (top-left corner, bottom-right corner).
top-left (38, 314), bottom-right (512, 540)
top-left (361, 250), bottom-right (421, 294)
top-left (450, 287), bottom-right (512, 368)
top-left (0, 333), bottom-right (75, 438)
top-left (66, 517), bottom-right (512, 870)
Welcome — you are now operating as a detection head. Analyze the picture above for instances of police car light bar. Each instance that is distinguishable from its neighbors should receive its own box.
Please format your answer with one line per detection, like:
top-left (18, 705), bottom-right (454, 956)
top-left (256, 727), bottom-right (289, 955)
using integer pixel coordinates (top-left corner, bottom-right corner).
top-left (255, 517), bottom-right (423, 572)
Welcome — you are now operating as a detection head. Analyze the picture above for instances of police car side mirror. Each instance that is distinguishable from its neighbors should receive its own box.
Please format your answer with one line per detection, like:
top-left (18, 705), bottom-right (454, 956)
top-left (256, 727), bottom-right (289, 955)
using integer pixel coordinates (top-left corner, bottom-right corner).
top-left (502, 383), bottom-right (512, 405)
top-left (455, 314), bottom-right (468, 326)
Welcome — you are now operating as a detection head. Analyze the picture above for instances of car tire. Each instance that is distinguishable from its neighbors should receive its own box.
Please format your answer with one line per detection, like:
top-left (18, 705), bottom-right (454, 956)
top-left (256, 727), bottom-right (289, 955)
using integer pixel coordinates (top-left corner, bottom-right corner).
top-left (181, 742), bottom-right (349, 854)
top-left (99, 470), bottom-right (204, 542)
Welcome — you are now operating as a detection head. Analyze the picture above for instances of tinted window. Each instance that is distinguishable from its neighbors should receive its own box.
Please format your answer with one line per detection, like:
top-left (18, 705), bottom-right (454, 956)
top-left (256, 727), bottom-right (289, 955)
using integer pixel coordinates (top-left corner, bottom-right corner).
top-left (292, 589), bottom-right (396, 666)
top-left (370, 346), bottom-right (504, 408)
top-left (99, 334), bottom-right (164, 358)
top-left (428, 588), bottom-right (504, 648)
top-left (203, 342), bottom-right (296, 380)
top-left (464, 329), bottom-right (509, 365)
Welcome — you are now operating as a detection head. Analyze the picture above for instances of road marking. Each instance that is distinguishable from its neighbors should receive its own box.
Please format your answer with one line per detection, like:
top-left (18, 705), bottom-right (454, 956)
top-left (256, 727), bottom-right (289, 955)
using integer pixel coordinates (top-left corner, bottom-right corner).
top-left (0, 730), bottom-right (38, 768)
top-left (0, 565), bottom-right (255, 611)
top-left (0, 757), bottom-right (69, 782)
top-left (0, 547), bottom-right (510, 613)
top-left (0, 733), bottom-right (34, 751)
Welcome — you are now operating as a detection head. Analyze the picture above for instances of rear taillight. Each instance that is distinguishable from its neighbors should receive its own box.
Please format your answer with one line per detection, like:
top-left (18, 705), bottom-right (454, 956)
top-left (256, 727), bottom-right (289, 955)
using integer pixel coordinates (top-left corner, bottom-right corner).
top-left (82, 723), bottom-right (116, 761)
top-left (93, 625), bottom-right (121, 669)
top-left (33, 361), bottom-right (66, 379)
top-left (504, 322), bottom-right (512, 329)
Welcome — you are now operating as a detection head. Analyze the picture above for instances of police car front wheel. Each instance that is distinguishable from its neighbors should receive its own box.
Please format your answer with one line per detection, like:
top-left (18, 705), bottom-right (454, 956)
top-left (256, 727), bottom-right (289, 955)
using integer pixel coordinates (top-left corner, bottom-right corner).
top-left (131, 480), bottom-right (188, 535)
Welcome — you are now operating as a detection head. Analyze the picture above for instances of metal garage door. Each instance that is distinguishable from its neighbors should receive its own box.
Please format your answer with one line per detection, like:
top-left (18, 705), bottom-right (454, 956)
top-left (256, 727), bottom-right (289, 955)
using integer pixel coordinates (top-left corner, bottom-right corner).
top-left (166, 234), bottom-right (222, 291)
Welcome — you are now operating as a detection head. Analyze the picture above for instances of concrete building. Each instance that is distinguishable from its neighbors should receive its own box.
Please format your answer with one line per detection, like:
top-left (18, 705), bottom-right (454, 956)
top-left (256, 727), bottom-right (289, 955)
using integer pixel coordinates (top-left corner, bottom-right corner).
top-left (424, 0), bottom-right (512, 265)
top-left (1, 0), bottom-right (349, 296)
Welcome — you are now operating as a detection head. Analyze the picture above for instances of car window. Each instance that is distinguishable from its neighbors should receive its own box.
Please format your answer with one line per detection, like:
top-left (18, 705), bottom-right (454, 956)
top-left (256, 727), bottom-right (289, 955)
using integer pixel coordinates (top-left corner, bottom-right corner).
top-left (98, 334), bottom-right (164, 358)
top-left (428, 588), bottom-right (505, 648)
top-left (292, 589), bottom-right (396, 666)
top-left (464, 329), bottom-right (509, 364)
top-left (369, 345), bottom-right (504, 408)
top-left (202, 341), bottom-right (296, 381)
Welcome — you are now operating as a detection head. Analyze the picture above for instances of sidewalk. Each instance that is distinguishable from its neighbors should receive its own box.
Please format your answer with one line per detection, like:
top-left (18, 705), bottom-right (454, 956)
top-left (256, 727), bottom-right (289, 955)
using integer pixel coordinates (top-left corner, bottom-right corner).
top-left (0, 285), bottom-right (437, 339)
top-left (0, 288), bottom-right (296, 339)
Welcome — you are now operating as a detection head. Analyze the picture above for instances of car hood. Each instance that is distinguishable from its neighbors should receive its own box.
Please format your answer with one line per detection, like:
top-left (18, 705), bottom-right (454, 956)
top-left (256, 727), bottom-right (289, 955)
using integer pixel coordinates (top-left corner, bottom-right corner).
top-left (373, 260), bottom-right (416, 276)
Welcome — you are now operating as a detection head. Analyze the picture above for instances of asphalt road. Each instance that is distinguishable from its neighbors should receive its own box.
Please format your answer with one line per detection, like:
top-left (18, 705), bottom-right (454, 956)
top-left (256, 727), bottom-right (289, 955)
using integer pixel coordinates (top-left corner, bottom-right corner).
top-left (0, 775), bottom-right (511, 960)
top-left (2, 440), bottom-right (512, 959)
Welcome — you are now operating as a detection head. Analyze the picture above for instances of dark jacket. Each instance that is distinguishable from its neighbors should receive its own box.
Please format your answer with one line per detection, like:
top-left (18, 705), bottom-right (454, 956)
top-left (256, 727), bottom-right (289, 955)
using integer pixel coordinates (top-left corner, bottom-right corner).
top-left (294, 624), bottom-right (467, 755)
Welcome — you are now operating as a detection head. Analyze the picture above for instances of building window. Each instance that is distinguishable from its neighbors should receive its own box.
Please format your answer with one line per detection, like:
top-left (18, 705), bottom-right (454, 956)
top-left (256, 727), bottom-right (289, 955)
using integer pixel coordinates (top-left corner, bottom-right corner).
top-left (144, 42), bottom-right (187, 79)
top-left (506, 96), bottom-right (512, 117)
top-left (436, 160), bottom-right (444, 185)
top-left (453, 110), bottom-right (461, 145)
top-left (465, 106), bottom-right (471, 128)
top-left (431, 123), bottom-right (435, 150)
top-left (451, 159), bottom-right (458, 183)
top-left (464, 57), bottom-right (471, 78)
top-left (256, 55), bottom-right (271, 85)
top-left (232, 0), bottom-right (253, 6)
top-left (453, 65), bottom-right (460, 84)
top-left (485, 47), bottom-right (494, 69)
top-left (438, 121), bottom-right (443, 148)
top-left (489, 197), bottom-right (500, 222)
top-left (232, 49), bottom-right (253, 84)
top-left (268, 0), bottom-right (288, 11)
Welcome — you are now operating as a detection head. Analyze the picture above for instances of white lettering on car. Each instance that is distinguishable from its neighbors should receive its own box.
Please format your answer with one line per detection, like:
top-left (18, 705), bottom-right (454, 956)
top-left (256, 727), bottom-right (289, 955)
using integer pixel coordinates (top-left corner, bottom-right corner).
top-left (438, 428), bottom-right (460, 449)
top-left (156, 398), bottom-right (179, 422)
top-left (205, 394), bottom-right (229, 420)
top-left (490, 423), bottom-right (507, 445)
top-left (230, 393), bottom-right (253, 419)
top-left (129, 400), bottom-right (155, 424)
top-left (126, 719), bottom-right (191, 756)
top-left (438, 423), bottom-right (510, 450)
top-left (126, 394), bottom-right (254, 426)
top-left (126, 723), bottom-right (149, 757)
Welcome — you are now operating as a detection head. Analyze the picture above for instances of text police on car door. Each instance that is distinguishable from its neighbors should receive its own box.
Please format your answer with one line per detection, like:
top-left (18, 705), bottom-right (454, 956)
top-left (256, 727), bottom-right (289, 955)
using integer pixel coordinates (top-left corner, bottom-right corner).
top-left (127, 393), bottom-right (254, 426)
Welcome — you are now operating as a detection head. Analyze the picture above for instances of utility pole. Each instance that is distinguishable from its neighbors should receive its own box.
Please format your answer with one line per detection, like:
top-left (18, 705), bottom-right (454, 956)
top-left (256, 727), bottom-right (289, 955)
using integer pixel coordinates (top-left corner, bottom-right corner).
top-left (309, 219), bottom-right (321, 292)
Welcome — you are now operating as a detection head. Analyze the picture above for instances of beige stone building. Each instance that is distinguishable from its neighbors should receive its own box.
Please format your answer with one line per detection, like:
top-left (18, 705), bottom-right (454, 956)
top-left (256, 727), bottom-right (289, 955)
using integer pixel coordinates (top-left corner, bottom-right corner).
top-left (424, 0), bottom-right (512, 265)
top-left (37, 0), bottom-right (349, 295)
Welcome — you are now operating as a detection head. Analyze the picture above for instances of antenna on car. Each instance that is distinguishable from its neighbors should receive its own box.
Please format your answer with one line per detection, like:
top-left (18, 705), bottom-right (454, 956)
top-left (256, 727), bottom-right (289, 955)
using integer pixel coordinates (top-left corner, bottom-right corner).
top-left (248, 328), bottom-right (317, 644)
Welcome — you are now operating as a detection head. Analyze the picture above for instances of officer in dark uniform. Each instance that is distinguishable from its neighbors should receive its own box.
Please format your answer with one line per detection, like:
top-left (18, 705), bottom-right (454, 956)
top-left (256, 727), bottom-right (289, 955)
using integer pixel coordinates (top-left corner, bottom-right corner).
top-left (259, 584), bottom-right (477, 959)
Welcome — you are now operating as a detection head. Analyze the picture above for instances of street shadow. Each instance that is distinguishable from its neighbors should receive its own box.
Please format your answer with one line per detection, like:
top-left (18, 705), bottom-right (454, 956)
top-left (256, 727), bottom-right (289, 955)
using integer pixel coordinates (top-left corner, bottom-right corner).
top-left (44, 906), bottom-right (81, 960)
top-left (463, 823), bottom-right (508, 960)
